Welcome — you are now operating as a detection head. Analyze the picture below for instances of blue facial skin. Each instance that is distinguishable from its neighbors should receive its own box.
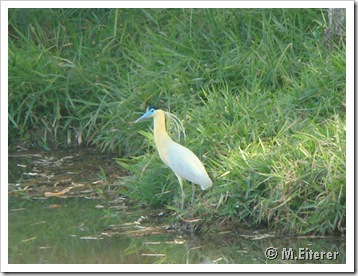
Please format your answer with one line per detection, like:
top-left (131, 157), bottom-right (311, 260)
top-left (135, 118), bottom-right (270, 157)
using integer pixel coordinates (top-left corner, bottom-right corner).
top-left (135, 107), bottom-right (156, 123)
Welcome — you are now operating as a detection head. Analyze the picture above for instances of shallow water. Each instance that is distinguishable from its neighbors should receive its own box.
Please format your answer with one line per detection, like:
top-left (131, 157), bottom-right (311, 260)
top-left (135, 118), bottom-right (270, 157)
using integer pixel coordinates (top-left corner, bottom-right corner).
top-left (8, 148), bottom-right (346, 264)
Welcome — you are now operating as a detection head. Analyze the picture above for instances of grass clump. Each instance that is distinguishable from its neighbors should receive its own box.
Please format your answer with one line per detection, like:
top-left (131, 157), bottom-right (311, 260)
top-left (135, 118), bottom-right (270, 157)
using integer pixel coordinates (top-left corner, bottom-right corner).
top-left (8, 8), bottom-right (345, 235)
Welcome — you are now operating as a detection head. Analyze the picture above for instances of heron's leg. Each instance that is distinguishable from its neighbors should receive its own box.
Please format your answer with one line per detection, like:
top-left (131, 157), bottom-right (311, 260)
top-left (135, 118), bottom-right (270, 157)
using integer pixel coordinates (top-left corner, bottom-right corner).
top-left (177, 176), bottom-right (185, 209)
top-left (191, 183), bottom-right (195, 205)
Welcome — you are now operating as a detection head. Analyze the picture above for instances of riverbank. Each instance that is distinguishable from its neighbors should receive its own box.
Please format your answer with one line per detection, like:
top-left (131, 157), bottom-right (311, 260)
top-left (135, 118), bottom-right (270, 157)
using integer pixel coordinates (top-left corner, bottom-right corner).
top-left (8, 8), bottom-right (346, 235)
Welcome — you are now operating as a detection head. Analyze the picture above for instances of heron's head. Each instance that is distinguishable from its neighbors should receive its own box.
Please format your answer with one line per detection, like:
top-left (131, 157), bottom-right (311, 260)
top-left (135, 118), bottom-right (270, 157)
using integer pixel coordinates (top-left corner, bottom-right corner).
top-left (135, 105), bottom-right (160, 123)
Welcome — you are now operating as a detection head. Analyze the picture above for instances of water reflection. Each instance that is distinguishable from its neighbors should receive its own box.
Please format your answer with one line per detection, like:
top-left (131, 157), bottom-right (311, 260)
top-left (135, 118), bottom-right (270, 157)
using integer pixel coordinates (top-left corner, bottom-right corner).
top-left (9, 198), bottom-right (345, 264)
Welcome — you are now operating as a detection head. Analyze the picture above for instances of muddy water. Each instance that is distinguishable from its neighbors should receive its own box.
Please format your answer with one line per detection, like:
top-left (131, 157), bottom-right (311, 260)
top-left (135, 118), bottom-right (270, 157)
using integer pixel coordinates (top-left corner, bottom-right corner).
top-left (8, 148), bottom-right (346, 264)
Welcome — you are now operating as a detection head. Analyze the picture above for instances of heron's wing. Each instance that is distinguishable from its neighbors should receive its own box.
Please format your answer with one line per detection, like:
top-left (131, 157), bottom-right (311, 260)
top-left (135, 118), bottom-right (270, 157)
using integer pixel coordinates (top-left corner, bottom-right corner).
top-left (166, 142), bottom-right (212, 190)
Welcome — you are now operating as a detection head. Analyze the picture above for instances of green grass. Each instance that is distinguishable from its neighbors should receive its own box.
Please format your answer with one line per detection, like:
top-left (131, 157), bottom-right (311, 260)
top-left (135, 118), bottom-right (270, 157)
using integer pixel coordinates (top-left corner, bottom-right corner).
top-left (8, 8), bottom-right (346, 235)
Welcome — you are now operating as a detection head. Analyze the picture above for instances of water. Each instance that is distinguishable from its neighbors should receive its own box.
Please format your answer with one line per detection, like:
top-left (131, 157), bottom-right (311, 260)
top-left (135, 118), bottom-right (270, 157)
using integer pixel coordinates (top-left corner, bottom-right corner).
top-left (8, 148), bottom-right (346, 264)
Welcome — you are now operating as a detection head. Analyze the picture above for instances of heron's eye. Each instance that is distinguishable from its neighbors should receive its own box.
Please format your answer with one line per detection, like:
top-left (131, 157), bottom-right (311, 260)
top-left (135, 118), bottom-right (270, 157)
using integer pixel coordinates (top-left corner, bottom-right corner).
top-left (150, 108), bottom-right (154, 113)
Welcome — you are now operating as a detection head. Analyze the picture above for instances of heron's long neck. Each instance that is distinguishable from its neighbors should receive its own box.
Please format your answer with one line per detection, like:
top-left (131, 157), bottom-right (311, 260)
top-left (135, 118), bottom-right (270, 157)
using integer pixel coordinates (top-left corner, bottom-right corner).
top-left (153, 111), bottom-right (172, 145)
top-left (153, 111), bottom-right (173, 166)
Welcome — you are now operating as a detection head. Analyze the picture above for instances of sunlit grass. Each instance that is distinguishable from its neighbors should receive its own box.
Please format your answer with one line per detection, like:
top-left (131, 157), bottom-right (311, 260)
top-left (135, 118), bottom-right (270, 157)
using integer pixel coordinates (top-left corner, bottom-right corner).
top-left (8, 8), bottom-right (345, 235)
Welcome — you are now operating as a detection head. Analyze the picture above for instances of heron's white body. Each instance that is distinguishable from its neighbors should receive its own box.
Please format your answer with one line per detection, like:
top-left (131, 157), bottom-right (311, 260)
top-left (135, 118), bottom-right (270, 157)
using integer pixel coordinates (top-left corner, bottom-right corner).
top-left (165, 143), bottom-right (212, 189)
top-left (136, 108), bottom-right (212, 208)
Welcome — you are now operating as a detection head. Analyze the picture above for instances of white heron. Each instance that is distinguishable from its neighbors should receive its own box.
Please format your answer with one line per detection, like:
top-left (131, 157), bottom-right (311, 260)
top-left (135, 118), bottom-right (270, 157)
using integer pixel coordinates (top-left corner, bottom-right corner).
top-left (135, 106), bottom-right (212, 208)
